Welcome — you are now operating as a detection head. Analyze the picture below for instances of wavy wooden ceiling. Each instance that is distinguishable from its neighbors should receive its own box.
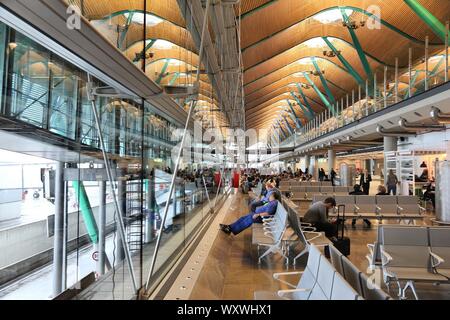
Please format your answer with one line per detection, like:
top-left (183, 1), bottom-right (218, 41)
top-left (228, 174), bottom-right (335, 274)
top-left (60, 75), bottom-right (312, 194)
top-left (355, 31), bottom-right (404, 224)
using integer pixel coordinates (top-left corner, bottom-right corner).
top-left (71, 0), bottom-right (227, 127)
top-left (67, 0), bottom-right (449, 132)
top-left (238, 0), bottom-right (450, 130)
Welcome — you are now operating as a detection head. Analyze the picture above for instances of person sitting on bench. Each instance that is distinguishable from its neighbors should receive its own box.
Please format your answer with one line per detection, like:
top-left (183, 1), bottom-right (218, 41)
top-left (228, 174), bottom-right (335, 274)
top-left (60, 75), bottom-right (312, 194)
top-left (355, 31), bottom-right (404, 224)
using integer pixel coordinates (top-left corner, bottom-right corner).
top-left (220, 190), bottom-right (281, 235)
top-left (376, 185), bottom-right (389, 195)
top-left (249, 179), bottom-right (276, 212)
top-left (302, 197), bottom-right (338, 239)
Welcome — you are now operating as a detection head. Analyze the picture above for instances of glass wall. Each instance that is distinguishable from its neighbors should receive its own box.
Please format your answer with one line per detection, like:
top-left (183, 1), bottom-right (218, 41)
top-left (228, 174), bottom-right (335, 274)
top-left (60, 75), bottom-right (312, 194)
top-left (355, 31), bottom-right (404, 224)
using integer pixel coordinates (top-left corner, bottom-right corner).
top-left (0, 20), bottom-right (230, 300)
top-left (0, 23), bottom-right (5, 109)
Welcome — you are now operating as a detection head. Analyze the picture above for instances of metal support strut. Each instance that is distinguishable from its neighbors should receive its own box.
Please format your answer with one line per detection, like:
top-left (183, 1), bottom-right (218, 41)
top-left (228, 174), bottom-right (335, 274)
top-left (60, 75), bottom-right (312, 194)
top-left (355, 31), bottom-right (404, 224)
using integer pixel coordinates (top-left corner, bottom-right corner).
top-left (144, 0), bottom-right (212, 293)
top-left (86, 73), bottom-right (137, 293)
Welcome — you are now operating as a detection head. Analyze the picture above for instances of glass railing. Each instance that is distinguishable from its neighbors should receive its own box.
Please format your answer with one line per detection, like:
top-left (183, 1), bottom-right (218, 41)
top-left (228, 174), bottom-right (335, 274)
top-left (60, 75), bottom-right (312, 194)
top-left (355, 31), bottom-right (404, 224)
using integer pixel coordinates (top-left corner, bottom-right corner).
top-left (0, 19), bottom-right (231, 300)
top-left (282, 51), bottom-right (449, 146)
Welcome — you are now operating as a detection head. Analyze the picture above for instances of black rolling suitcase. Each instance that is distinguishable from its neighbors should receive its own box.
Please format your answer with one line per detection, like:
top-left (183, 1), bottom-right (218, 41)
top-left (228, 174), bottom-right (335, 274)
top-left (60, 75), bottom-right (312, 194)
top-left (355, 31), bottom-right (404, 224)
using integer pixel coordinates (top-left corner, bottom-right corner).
top-left (332, 204), bottom-right (351, 256)
top-left (325, 204), bottom-right (350, 257)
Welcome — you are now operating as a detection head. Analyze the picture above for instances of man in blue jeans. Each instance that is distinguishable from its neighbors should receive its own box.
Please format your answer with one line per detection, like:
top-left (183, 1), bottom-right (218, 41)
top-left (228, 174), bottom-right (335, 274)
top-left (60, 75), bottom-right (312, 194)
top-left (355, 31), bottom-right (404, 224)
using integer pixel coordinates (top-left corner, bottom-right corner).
top-left (220, 190), bottom-right (281, 235)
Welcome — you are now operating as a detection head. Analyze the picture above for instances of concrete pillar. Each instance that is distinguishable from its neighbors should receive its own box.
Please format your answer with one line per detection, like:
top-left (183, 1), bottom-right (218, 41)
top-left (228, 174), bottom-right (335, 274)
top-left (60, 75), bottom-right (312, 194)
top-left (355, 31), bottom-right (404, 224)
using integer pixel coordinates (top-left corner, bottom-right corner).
top-left (52, 162), bottom-right (65, 297)
top-left (304, 155), bottom-right (310, 173)
top-left (365, 159), bottom-right (372, 173)
top-left (97, 168), bottom-right (106, 276)
top-left (328, 149), bottom-right (336, 175)
top-left (383, 136), bottom-right (398, 182)
top-left (311, 156), bottom-right (317, 180)
top-left (384, 136), bottom-right (397, 152)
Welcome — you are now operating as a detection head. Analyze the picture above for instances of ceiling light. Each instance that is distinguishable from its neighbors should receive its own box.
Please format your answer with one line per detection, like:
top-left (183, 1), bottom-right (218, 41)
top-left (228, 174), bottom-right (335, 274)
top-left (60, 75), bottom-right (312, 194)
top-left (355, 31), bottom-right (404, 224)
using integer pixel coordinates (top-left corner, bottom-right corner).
top-left (123, 12), bottom-right (163, 27)
top-left (153, 39), bottom-right (175, 50)
top-left (8, 42), bottom-right (17, 50)
top-left (313, 9), bottom-right (352, 24)
top-left (293, 72), bottom-right (305, 78)
top-left (288, 83), bottom-right (298, 87)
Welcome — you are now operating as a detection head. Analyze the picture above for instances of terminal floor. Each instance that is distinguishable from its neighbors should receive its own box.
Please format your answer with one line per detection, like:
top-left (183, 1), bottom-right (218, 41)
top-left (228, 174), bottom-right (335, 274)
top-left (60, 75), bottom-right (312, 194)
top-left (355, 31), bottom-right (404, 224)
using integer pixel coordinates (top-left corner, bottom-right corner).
top-left (189, 192), bottom-right (450, 300)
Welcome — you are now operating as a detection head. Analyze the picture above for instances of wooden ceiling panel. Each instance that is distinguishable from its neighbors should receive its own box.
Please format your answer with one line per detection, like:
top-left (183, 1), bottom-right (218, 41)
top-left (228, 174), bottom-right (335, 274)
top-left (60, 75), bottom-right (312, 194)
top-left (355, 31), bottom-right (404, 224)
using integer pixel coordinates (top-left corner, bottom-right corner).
top-left (236, 0), bottom-right (274, 16)
top-left (71, 0), bottom-right (186, 27)
top-left (240, 0), bottom-right (448, 49)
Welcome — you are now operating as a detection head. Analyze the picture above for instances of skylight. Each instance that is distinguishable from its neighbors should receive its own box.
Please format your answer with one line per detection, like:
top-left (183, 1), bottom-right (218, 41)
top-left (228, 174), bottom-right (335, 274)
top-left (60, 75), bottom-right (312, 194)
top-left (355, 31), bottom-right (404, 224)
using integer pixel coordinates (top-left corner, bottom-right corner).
top-left (312, 8), bottom-right (353, 24)
top-left (428, 55), bottom-right (443, 63)
top-left (297, 57), bottom-right (312, 65)
top-left (304, 38), bottom-right (325, 48)
top-left (168, 59), bottom-right (183, 66)
top-left (293, 72), bottom-right (305, 78)
top-left (123, 12), bottom-right (163, 27)
top-left (153, 39), bottom-right (175, 50)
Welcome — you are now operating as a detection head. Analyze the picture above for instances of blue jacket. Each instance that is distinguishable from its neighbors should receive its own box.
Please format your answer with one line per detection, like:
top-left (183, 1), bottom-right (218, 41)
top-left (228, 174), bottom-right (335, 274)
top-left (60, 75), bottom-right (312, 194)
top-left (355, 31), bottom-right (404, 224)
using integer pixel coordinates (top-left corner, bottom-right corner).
top-left (255, 200), bottom-right (278, 215)
top-left (261, 188), bottom-right (274, 202)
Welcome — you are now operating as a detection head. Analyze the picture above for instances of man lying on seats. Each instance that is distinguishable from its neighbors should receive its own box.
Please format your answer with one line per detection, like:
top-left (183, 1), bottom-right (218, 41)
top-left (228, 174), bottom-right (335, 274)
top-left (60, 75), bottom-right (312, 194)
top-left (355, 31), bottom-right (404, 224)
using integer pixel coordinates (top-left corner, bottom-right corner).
top-left (220, 190), bottom-right (282, 235)
top-left (302, 197), bottom-right (338, 240)
top-left (249, 179), bottom-right (276, 211)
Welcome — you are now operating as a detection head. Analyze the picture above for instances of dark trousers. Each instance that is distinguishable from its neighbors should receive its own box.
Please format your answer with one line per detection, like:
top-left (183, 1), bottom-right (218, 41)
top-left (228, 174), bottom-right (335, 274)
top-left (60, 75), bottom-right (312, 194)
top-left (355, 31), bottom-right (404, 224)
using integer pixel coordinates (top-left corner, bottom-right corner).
top-left (387, 185), bottom-right (397, 195)
top-left (362, 183), bottom-right (370, 195)
top-left (229, 213), bottom-right (262, 235)
top-left (313, 221), bottom-right (338, 238)
top-left (424, 191), bottom-right (435, 208)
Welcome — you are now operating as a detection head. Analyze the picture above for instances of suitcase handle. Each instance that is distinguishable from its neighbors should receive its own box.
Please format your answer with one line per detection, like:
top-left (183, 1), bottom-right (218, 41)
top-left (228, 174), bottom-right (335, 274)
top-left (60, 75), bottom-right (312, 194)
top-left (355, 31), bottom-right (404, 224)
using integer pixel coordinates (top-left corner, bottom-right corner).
top-left (337, 204), bottom-right (345, 239)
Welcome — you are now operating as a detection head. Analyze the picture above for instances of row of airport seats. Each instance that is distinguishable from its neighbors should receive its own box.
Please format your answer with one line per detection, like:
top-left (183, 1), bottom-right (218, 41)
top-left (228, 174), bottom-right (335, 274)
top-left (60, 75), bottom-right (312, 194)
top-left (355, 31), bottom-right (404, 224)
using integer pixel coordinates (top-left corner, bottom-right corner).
top-left (250, 196), bottom-right (329, 265)
top-left (328, 245), bottom-right (391, 300)
top-left (312, 195), bottom-right (425, 222)
top-left (248, 182), bottom-right (262, 200)
top-left (280, 180), bottom-right (332, 187)
top-left (251, 200), bottom-right (289, 264)
top-left (288, 186), bottom-right (351, 200)
top-left (279, 181), bottom-right (332, 192)
top-left (254, 244), bottom-right (390, 300)
top-left (282, 197), bottom-right (330, 265)
top-left (366, 225), bottom-right (450, 299)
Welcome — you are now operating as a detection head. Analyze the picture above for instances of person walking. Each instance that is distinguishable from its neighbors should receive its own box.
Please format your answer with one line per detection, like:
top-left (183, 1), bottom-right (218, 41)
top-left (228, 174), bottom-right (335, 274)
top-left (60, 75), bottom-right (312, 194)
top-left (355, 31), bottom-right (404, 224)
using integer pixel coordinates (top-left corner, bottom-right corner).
top-left (386, 169), bottom-right (399, 195)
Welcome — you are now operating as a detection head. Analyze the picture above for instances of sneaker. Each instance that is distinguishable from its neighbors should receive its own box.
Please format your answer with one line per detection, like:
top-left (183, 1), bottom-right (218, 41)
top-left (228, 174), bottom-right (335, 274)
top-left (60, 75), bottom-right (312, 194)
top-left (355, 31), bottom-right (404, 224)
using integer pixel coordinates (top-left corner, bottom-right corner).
top-left (219, 224), bottom-right (231, 234)
top-left (364, 220), bottom-right (372, 228)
